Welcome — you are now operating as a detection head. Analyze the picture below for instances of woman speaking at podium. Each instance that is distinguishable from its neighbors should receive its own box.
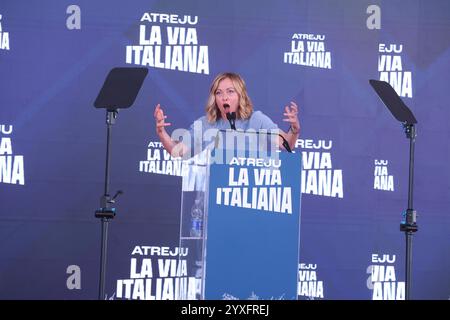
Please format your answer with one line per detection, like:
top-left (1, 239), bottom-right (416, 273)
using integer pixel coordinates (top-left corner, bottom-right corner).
top-left (153, 72), bottom-right (300, 158)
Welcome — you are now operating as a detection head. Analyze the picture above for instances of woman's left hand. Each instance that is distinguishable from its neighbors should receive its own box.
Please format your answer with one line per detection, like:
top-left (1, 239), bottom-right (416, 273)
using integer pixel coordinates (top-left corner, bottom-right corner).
top-left (283, 101), bottom-right (300, 134)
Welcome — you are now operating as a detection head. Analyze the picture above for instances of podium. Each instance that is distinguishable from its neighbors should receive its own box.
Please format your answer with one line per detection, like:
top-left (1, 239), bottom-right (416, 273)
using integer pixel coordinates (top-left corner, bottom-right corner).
top-left (178, 131), bottom-right (302, 300)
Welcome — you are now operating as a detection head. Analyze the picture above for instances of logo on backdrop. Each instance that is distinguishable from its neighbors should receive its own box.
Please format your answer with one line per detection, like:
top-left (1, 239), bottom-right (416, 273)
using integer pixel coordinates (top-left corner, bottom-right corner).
top-left (366, 5), bottom-right (381, 30)
top-left (139, 141), bottom-right (188, 176)
top-left (298, 263), bottom-right (324, 299)
top-left (66, 5), bottom-right (81, 30)
top-left (66, 265), bottom-right (81, 290)
top-left (297, 139), bottom-right (343, 198)
top-left (0, 14), bottom-right (11, 51)
top-left (367, 253), bottom-right (405, 300)
top-left (374, 159), bottom-right (394, 191)
top-left (378, 44), bottom-right (413, 98)
top-left (115, 246), bottom-right (198, 300)
top-left (283, 33), bottom-right (332, 69)
top-left (215, 156), bottom-right (292, 214)
top-left (126, 12), bottom-right (209, 74)
top-left (0, 125), bottom-right (25, 185)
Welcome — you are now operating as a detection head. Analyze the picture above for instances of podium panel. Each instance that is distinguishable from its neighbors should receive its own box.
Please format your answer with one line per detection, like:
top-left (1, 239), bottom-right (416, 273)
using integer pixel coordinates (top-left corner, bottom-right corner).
top-left (178, 150), bottom-right (210, 300)
top-left (179, 142), bottom-right (302, 300)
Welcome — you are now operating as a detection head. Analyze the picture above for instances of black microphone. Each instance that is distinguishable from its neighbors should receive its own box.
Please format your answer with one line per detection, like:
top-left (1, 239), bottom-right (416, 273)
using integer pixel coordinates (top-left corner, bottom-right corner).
top-left (279, 134), bottom-right (293, 153)
top-left (218, 129), bottom-right (292, 153)
top-left (223, 104), bottom-right (236, 130)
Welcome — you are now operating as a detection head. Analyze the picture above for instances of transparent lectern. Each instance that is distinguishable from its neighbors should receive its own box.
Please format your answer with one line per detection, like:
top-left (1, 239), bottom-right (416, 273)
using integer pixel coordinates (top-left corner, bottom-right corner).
top-left (178, 130), bottom-right (302, 300)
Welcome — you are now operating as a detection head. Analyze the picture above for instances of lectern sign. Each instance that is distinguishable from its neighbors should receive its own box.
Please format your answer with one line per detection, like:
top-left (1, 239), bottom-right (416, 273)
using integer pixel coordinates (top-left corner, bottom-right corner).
top-left (204, 151), bottom-right (302, 299)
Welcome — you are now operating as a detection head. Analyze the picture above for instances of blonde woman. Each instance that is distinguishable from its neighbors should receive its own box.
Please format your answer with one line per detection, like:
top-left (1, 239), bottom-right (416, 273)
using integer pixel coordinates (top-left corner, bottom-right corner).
top-left (154, 72), bottom-right (300, 157)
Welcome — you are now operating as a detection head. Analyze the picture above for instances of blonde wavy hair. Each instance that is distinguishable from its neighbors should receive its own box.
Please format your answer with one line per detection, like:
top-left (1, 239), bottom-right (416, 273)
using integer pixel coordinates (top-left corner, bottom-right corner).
top-left (205, 72), bottom-right (253, 123)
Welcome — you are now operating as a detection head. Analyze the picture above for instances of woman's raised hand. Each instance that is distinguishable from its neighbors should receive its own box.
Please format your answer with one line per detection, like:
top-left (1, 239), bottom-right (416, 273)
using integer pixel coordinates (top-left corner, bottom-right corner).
top-left (154, 104), bottom-right (171, 134)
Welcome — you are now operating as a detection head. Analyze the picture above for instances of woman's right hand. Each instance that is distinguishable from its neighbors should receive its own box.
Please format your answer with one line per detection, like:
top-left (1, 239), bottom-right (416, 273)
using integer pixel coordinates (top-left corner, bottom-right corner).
top-left (154, 104), bottom-right (171, 134)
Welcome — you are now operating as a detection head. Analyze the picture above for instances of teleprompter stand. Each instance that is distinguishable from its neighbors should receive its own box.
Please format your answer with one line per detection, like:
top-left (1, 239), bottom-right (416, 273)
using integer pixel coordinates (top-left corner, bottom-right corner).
top-left (93, 67), bottom-right (148, 299)
top-left (369, 79), bottom-right (418, 300)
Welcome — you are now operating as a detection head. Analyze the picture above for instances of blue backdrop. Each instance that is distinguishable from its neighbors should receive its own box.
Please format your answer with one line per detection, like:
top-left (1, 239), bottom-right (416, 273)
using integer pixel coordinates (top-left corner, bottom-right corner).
top-left (0, 0), bottom-right (449, 299)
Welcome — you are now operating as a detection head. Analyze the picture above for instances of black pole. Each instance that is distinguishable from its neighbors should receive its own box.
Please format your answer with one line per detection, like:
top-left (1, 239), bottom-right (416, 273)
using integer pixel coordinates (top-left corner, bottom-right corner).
top-left (104, 111), bottom-right (113, 198)
top-left (95, 110), bottom-right (118, 300)
top-left (401, 124), bottom-right (418, 300)
top-left (368, 80), bottom-right (419, 301)
top-left (92, 67), bottom-right (147, 300)
top-left (407, 125), bottom-right (415, 210)
top-left (99, 217), bottom-right (109, 300)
